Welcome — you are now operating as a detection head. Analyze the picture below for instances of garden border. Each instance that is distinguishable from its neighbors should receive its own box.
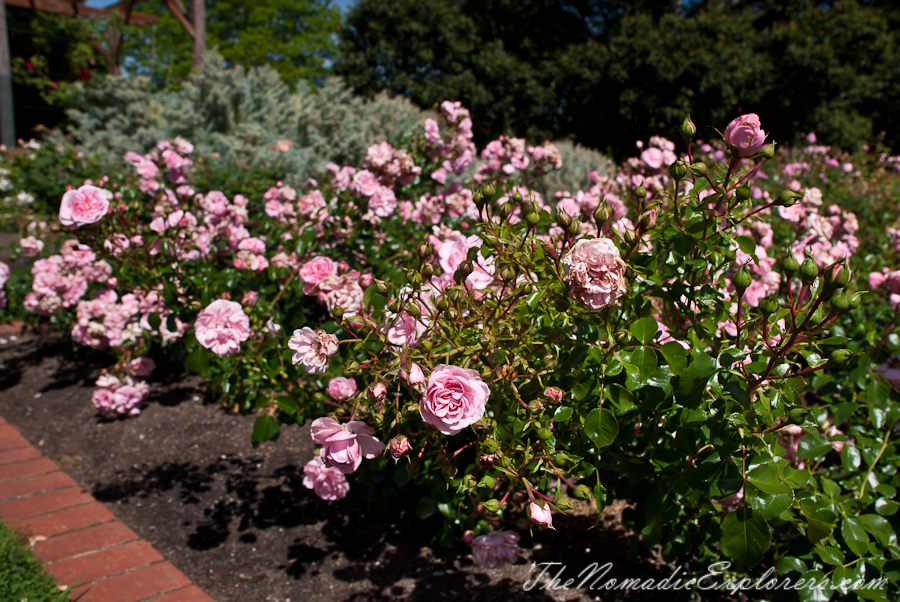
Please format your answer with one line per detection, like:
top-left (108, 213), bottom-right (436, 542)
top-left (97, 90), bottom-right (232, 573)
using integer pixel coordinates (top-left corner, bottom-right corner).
top-left (0, 386), bottom-right (216, 602)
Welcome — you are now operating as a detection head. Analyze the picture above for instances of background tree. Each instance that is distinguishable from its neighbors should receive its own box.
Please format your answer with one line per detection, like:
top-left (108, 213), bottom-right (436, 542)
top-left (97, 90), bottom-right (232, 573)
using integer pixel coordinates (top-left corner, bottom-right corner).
top-left (121, 0), bottom-right (341, 90)
top-left (336, 0), bottom-right (900, 156)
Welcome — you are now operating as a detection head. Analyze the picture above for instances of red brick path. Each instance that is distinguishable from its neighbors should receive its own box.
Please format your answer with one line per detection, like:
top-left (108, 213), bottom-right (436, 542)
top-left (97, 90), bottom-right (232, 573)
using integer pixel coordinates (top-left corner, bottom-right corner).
top-left (0, 414), bottom-right (215, 602)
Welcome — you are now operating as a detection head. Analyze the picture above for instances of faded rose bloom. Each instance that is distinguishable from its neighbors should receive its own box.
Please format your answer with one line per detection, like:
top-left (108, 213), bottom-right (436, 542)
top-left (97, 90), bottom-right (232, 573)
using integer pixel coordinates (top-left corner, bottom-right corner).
top-left (561, 238), bottom-right (628, 311)
top-left (724, 114), bottom-right (767, 157)
top-left (288, 327), bottom-right (339, 375)
top-left (194, 299), bottom-right (251, 356)
top-left (420, 364), bottom-right (490, 436)
top-left (528, 502), bottom-right (553, 528)
top-left (544, 387), bottom-right (564, 403)
top-left (389, 435), bottom-right (410, 459)
top-left (20, 236), bottom-right (44, 257)
top-left (59, 185), bottom-right (111, 228)
top-left (326, 377), bottom-right (357, 402)
top-left (471, 531), bottom-right (521, 569)
top-left (302, 457), bottom-right (350, 501)
top-left (310, 417), bottom-right (385, 474)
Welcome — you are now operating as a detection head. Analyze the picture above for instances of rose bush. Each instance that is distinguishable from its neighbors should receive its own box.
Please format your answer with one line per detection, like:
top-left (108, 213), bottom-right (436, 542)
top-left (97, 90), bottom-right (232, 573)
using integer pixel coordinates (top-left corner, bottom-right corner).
top-left (2, 105), bottom-right (900, 599)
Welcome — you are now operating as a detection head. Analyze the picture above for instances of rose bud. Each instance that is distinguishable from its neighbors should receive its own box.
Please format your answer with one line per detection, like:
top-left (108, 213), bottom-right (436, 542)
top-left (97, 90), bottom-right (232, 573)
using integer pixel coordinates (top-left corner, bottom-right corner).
top-left (573, 484), bottom-right (592, 501)
top-left (368, 382), bottom-right (387, 401)
top-left (389, 435), bottom-right (411, 459)
top-left (544, 387), bottom-right (564, 403)
top-left (241, 291), bottom-right (258, 306)
top-left (528, 502), bottom-right (553, 528)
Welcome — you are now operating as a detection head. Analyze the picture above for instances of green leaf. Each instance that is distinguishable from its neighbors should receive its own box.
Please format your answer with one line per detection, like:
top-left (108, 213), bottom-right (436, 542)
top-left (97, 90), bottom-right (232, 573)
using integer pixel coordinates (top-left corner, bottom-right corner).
top-left (841, 517), bottom-right (870, 556)
top-left (553, 406), bottom-right (574, 422)
top-left (747, 464), bottom-right (792, 495)
top-left (720, 507), bottom-right (770, 569)
top-left (659, 341), bottom-right (687, 375)
top-left (841, 445), bottom-right (861, 470)
top-left (251, 415), bottom-right (281, 448)
top-left (875, 498), bottom-right (899, 516)
top-left (859, 514), bottom-right (895, 547)
top-left (806, 517), bottom-right (832, 546)
top-left (184, 345), bottom-right (209, 375)
top-left (584, 408), bottom-right (618, 449)
top-left (745, 483), bottom-right (793, 521)
top-left (686, 461), bottom-right (743, 498)
top-left (274, 395), bottom-right (297, 415)
top-left (735, 235), bottom-right (757, 257)
top-left (672, 363), bottom-right (717, 408)
top-left (629, 317), bottom-right (658, 345)
top-left (630, 347), bottom-right (658, 381)
top-left (796, 571), bottom-right (833, 602)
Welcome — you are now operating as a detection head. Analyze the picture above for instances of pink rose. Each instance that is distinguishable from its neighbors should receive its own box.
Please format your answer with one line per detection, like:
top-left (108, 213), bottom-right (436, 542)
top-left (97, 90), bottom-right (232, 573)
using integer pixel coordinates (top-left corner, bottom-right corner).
top-left (869, 272), bottom-right (887, 289)
top-left (288, 327), bottom-right (339, 375)
top-left (561, 237), bottom-right (628, 311)
top-left (640, 147), bottom-right (664, 170)
top-left (310, 417), bottom-right (385, 474)
top-left (299, 256), bottom-right (337, 293)
top-left (401, 362), bottom-right (425, 386)
top-left (420, 364), bottom-right (490, 436)
top-left (326, 377), bottom-right (357, 401)
top-left (389, 435), bottom-right (410, 459)
top-left (59, 185), bottom-right (111, 228)
top-left (241, 291), bottom-right (258, 306)
top-left (127, 357), bottom-right (156, 377)
top-left (424, 119), bottom-right (442, 145)
top-left (302, 457), bottom-right (350, 500)
top-left (528, 502), bottom-right (553, 528)
top-left (194, 299), bottom-right (251, 356)
top-left (471, 531), bottom-right (520, 568)
top-left (723, 114), bottom-right (767, 157)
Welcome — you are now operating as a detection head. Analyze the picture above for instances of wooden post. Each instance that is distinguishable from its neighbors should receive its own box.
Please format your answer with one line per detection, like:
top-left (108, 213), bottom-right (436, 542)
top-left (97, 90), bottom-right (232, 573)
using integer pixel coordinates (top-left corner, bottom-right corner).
top-left (191, 0), bottom-right (204, 68)
top-left (0, 2), bottom-right (14, 147)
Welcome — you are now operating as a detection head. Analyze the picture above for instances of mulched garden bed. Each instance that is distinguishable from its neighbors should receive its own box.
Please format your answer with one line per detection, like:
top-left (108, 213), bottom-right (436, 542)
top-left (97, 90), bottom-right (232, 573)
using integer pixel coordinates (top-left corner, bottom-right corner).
top-left (0, 331), bottom-right (736, 602)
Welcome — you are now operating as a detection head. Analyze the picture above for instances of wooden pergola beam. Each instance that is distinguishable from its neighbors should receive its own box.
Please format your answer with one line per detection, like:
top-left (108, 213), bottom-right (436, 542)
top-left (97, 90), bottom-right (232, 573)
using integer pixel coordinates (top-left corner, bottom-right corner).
top-left (3, 0), bottom-right (159, 25)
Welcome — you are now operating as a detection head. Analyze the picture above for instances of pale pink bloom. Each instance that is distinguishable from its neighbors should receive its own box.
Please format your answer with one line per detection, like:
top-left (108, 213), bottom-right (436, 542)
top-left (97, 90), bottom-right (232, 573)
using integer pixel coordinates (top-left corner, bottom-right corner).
top-left (528, 502), bottom-right (553, 528)
top-left (288, 327), bottom-right (339, 375)
top-left (352, 170), bottom-right (380, 197)
top-left (20, 236), bottom-right (44, 257)
top-left (778, 204), bottom-right (806, 223)
top-left (316, 274), bottom-right (364, 318)
top-left (310, 417), bottom-right (385, 474)
top-left (556, 197), bottom-right (581, 217)
top-left (471, 531), bottom-right (521, 568)
top-left (385, 311), bottom-right (426, 347)
top-left (128, 357), bottom-right (156, 377)
top-left (842, 163), bottom-right (853, 173)
top-left (297, 190), bottom-right (326, 217)
top-left (420, 364), bottom-right (490, 436)
top-left (238, 237), bottom-right (266, 254)
top-left (640, 147), bottom-right (664, 170)
top-left (431, 168), bottom-right (448, 184)
top-left (424, 118), bottom-right (442, 144)
top-left (300, 256), bottom-right (337, 293)
top-left (366, 141), bottom-right (394, 167)
top-left (194, 299), bottom-right (251, 356)
top-left (326, 377), bottom-right (357, 402)
top-left (302, 457), bottom-right (350, 500)
top-left (242, 291), bottom-right (258, 306)
top-left (870, 272), bottom-right (887, 289)
top-left (724, 114), bottom-right (767, 157)
top-left (59, 185), bottom-right (111, 228)
top-left (369, 186), bottom-right (398, 217)
top-left (161, 148), bottom-right (184, 169)
top-left (561, 238), bottom-right (628, 311)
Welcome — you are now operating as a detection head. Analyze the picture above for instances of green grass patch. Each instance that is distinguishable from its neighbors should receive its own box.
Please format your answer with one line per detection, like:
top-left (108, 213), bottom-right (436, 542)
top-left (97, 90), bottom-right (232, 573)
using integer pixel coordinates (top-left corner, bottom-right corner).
top-left (0, 519), bottom-right (70, 602)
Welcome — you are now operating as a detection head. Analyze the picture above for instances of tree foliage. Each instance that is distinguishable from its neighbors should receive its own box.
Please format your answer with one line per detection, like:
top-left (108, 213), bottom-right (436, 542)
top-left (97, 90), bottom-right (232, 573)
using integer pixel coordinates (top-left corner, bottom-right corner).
top-left (120, 0), bottom-right (341, 89)
top-left (336, 0), bottom-right (900, 156)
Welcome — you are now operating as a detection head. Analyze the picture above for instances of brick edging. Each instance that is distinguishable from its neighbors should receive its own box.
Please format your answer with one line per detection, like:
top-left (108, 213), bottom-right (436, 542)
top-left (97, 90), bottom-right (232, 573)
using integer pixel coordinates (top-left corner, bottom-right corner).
top-left (0, 414), bottom-right (215, 602)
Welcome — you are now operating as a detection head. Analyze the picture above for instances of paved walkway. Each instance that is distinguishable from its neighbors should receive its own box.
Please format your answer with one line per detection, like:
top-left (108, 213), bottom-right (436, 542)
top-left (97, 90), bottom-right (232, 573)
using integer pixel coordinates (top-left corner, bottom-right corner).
top-left (0, 414), bottom-right (215, 602)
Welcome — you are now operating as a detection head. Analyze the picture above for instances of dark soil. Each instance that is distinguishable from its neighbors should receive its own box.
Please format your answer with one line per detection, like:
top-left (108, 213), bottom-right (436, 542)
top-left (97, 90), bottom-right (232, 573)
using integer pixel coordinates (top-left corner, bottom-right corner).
top-left (0, 331), bottom-right (731, 602)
